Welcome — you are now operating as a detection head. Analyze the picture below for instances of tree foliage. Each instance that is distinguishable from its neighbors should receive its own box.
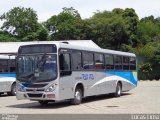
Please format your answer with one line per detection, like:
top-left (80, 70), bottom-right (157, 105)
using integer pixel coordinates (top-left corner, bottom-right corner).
top-left (0, 7), bottom-right (39, 38)
top-left (0, 7), bottom-right (49, 41)
top-left (0, 31), bottom-right (18, 42)
top-left (44, 7), bottom-right (82, 40)
top-left (85, 8), bottom-right (139, 50)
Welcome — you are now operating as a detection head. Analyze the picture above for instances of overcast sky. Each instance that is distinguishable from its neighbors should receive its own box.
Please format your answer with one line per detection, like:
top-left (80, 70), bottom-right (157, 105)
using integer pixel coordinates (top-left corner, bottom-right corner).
top-left (0, 0), bottom-right (160, 24)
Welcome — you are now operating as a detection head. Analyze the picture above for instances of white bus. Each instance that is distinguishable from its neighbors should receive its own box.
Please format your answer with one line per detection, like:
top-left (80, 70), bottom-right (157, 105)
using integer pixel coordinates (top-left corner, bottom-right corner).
top-left (0, 42), bottom-right (26, 96)
top-left (16, 40), bottom-right (137, 105)
top-left (0, 54), bottom-right (16, 96)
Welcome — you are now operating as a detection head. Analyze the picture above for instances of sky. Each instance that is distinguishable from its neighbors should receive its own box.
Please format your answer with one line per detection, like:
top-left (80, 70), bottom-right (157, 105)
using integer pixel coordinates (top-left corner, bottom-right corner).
top-left (0, 0), bottom-right (160, 25)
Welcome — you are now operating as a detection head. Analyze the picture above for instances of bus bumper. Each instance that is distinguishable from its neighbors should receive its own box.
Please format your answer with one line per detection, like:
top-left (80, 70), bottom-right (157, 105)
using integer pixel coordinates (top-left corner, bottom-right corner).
top-left (16, 91), bottom-right (57, 101)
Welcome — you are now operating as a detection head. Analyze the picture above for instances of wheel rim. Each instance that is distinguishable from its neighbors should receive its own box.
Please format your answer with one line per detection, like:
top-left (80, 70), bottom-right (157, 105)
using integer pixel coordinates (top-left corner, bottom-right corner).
top-left (75, 90), bottom-right (81, 101)
top-left (117, 85), bottom-right (121, 95)
top-left (13, 85), bottom-right (16, 94)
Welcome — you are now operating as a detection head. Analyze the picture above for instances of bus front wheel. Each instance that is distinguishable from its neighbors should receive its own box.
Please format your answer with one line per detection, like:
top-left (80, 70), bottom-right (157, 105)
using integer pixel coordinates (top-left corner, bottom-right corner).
top-left (7, 83), bottom-right (16, 96)
top-left (71, 87), bottom-right (83, 105)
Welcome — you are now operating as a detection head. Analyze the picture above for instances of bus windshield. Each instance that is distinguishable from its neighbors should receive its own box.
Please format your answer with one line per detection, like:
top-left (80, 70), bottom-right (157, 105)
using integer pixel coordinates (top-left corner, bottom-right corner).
top-left (17, 54), bottom-right (57, 83)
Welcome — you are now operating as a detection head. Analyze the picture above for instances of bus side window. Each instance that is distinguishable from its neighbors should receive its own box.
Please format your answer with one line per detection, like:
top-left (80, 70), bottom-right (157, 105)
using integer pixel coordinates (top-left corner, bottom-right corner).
top-left (105, 54), bottom-right (114, 70)
top-left (0, 59), bottom-right (9, 73)
top-left (59, 53), bottom-right (71, 71)
top-left (59, 53), bottom-right (71, 76)
top-left (114, 55), bottom-right (122, 70)
top-left (94, 53), bottom-right (105, 70)
top-left (123, 56), bottom-right (129, 70)
top-left (72, 50), bottom-right (82, 70)
top-left (130, 57), bottom-right (136, 70)
top-left (82, 52), bottom-right (94, 70)
top-left (9, 59), bottom-right (16, 72)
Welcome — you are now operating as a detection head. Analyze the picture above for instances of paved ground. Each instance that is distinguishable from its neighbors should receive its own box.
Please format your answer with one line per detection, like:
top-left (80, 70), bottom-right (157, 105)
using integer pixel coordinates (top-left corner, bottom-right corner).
top-left (0, 81), bottom-right (160, 114)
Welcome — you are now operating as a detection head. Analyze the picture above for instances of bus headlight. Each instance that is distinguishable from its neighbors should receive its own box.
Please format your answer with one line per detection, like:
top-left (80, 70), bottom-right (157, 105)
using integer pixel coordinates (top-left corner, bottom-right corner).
top-left (45, 85), bottom-right (55, 92)
top-left (17, 84), bottom-right (26, 92)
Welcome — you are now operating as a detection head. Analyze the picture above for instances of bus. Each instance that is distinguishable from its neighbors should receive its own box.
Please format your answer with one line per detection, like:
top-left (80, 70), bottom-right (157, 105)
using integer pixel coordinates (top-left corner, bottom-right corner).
top-left (0, 54), bottom-right (16, 96)
top-left (16, 40), bottom-right (137, 105)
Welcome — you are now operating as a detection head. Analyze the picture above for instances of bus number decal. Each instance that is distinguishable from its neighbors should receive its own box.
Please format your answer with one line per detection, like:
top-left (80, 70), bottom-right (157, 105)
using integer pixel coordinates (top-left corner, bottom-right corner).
top-left (82, 74), bottom-right (94, 80)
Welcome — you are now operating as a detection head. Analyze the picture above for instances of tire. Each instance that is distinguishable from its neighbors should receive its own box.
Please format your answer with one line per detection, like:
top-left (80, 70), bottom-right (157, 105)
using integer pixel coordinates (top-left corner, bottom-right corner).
top-left (7, 83), bottom-right (16, 96)
top-left (71, 87), bottom-right (83, 105)
top-left (38, 101), bottom-right (49, 106)
top-left (114, 82), bottom-right (122, 97)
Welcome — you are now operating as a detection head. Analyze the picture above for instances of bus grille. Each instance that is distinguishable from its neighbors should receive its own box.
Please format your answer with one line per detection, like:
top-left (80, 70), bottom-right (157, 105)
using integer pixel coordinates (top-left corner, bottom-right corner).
top-left (26, 83), bottom-right (47, 88)
top-left (27, 93), bottom-right (43, 98)
top-left (26, 88), bottom-right (45, 92)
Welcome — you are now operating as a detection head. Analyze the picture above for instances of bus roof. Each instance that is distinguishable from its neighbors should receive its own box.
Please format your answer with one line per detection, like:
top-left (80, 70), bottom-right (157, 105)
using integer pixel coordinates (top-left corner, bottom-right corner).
top-left (0, 40), bottom-right (99, 54)
top-left (0, 40), bottom-right (135, 57)
top-left (58, 41), bottom-right (136, 57)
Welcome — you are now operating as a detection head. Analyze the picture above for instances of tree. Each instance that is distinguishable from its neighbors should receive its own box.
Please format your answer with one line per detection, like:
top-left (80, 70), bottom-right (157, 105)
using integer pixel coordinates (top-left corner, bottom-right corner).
top-left (36, 25), bottom-right (48, 41)
top-left (45, 7), bottom-right (82, 40)
top-left (44, 15), bottom-right (58, 37)
top-left (86, 9), bottom-right (132, 50)
top-left (61, 7), bottom-right (81, 19)
top-left (122, 8), bottom-right (139, 47)
top-left (141, 15), bottom-right (155, 22)
top-left (0, 7), bottom-right (39, 38)
top-left (21, 24), bottom-right (48, 41)
top-left (136, 17), bottom-right (160, 45)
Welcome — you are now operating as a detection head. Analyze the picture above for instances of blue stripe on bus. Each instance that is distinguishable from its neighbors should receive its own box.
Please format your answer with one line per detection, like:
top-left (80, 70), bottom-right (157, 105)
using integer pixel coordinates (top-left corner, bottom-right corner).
top-left (102, 71), bottom-right (137, 86)
top-left (0, 74), bottom-right (16, 78)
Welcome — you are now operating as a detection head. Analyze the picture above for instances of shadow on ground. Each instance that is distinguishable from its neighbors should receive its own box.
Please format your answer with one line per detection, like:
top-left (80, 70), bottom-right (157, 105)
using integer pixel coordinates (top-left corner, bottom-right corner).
top-left (7, 93), bottom-right (131, 109)
top-left (0, 93), bottom-right (14, 98)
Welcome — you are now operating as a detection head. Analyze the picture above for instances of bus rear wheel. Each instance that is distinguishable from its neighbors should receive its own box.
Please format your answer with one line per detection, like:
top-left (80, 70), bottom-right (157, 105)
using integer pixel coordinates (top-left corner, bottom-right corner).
top-left (114, 82), bottom-right (122, 97)
top-left (71, 87), bottom-right (83, 105)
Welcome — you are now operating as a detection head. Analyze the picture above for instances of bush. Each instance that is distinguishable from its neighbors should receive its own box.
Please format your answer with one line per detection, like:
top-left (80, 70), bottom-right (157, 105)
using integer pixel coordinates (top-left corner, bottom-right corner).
top-left (138, 63), bottom-right (152, 80)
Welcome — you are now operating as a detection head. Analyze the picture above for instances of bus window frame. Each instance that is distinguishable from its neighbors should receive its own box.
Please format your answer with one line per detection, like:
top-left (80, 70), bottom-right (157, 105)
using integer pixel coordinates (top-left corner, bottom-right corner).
top-left (114, 55), bottom-right (122, 71)
top-left (104, 54), bottom-right (115, 71)
top-left (94, 52), bottom-right (105, 71)
top-left (129, 57), bottom-right (136, 71)
top-left (59, 49), bottom-right (72, 77)
top-left (82, 51), bottom-right (95, 71)
top-left (122, 56), bottom-right (130, 71)
top-left (71, 50), bottom-right (83, 71)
